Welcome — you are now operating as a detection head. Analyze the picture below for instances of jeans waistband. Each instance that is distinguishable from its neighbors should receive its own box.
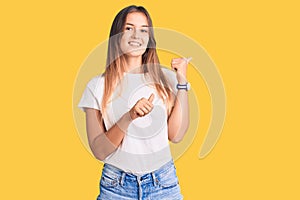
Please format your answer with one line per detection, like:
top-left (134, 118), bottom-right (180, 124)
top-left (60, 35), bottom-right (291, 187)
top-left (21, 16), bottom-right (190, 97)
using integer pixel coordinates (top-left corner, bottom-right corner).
top-left (102, 159), bottom-right (174, 184)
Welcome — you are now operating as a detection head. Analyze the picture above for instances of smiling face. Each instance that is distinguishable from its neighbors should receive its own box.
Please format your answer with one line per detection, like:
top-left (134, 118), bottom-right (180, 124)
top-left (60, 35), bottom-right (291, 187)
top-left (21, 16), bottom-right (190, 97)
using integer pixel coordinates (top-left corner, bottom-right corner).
top-left (120, 12), bottom-right (150, 57)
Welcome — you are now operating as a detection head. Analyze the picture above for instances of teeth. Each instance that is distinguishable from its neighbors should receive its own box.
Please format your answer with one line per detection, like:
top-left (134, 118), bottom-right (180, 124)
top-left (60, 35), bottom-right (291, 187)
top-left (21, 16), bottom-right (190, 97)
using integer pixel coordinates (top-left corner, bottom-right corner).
top-left (128, 41), bottom-right (142, 47)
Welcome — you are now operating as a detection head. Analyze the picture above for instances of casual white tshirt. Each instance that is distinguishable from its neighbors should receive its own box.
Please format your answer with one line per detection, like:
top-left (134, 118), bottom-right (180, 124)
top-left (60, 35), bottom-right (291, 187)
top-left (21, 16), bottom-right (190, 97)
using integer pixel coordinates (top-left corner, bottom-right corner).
top-left (78, 67), bottom-right (178, 174)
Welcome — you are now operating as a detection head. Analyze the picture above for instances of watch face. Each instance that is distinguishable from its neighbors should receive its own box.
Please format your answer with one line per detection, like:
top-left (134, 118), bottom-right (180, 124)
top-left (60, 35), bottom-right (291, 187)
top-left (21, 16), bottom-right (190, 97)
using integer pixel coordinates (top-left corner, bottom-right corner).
top-left (187, 83), bottom-right (191, 90)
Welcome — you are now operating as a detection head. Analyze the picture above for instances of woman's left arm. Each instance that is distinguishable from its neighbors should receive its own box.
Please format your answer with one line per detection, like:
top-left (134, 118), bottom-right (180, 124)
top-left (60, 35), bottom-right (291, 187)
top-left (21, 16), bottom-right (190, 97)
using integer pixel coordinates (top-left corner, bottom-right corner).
top-left (167, 58), bottom-right (190, 143)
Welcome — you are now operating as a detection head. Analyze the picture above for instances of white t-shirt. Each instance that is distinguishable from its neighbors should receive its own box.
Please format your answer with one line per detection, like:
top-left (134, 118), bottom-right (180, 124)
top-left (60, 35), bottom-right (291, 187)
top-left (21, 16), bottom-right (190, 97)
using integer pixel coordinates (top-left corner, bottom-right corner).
top-left (78, 67), bottom-right (178, 174)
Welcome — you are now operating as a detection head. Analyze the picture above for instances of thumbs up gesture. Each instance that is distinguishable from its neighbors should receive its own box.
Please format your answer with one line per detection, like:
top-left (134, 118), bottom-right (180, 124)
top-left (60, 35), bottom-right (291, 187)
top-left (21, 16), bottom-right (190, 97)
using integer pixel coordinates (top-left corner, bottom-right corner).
top-left (129, 94), bottom-right (155, 120)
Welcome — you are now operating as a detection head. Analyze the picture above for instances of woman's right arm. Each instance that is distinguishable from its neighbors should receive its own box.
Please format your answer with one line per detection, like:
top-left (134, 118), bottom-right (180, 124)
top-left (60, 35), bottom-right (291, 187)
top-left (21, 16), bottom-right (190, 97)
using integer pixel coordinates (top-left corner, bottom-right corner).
top-left (84, 94), bottom-right (154, 161)
top-left (84, 108), bottom-right (132, 161)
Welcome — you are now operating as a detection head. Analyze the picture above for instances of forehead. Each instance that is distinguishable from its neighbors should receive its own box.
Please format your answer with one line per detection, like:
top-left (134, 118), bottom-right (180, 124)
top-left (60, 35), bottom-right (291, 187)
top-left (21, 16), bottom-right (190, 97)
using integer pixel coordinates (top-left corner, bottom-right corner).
top-left (125, 12), bottom-right (149, 27)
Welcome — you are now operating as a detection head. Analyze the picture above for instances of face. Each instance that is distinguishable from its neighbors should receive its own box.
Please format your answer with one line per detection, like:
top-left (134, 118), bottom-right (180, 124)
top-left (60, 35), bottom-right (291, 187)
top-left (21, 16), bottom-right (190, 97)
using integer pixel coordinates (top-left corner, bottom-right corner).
top-left (120, 12), bottom-right (150, 57)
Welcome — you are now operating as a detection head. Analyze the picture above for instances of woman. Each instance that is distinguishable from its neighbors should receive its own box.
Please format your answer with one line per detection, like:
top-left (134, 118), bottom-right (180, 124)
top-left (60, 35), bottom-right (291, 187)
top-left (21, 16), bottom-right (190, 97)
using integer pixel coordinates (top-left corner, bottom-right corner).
top-left (78, 5), bottom-right (190, 200)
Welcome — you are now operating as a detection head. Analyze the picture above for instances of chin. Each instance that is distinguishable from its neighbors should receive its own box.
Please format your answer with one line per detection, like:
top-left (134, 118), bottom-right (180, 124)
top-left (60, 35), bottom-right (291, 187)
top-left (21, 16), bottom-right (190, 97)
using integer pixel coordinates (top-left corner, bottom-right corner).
top-left (124, 48), bottom-right (146, 57)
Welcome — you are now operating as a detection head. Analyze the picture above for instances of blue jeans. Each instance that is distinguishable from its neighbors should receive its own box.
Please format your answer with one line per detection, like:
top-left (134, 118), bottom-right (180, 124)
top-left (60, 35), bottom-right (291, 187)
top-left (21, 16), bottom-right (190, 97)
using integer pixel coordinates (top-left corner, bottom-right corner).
top-left (97, 160), bottom-right (183, 200)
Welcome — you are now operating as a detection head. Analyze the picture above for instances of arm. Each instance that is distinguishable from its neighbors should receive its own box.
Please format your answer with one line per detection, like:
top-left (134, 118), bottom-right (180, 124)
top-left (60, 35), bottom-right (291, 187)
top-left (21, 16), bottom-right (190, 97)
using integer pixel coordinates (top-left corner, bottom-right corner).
top-left (85, 108), bottom-right (131, 161)
top-left (84, 94), bottom-right (154, 161)
top-left (168, 90), bottom-right (189, 143)
top-left (167, 58), bottom-right (190, 143)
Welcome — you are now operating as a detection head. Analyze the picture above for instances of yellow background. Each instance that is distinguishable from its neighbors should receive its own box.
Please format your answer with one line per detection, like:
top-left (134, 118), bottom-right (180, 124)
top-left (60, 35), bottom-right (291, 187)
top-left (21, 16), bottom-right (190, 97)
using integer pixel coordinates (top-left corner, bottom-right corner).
top-left (1, 0), bottom-right (299, 199)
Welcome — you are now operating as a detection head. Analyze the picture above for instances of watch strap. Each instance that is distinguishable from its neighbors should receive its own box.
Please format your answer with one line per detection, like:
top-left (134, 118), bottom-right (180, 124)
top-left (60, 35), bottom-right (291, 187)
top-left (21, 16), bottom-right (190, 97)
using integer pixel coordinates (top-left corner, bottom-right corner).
top-left (176, 83), bottom-right (190, 91)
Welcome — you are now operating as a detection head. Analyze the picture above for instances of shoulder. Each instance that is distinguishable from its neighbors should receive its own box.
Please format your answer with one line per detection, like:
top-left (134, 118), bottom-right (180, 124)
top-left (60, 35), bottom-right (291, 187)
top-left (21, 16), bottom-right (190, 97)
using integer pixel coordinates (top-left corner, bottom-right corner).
top-left (86, 74), bottom-right (105, 90)
top-left (85, 74), bottom-right (105, 98)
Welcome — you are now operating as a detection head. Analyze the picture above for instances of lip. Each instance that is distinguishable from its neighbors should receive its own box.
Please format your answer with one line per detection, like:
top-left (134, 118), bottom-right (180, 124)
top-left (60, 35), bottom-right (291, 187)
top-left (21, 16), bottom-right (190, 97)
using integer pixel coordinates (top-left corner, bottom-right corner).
top-left (128, 41), bottom-right (142, 47)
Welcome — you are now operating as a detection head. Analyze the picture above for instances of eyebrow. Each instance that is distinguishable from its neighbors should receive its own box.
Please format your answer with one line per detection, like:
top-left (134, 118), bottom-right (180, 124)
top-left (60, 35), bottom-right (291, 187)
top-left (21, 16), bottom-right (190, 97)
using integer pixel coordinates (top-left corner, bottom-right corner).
top-left (125, 23), bottom-right (149, 27)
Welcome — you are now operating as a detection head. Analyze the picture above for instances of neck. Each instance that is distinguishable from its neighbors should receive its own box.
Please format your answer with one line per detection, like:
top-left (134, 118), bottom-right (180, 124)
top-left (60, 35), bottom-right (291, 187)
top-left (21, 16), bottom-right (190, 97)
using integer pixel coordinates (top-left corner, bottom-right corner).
top-left (124, 55), bottom-right (143, 73)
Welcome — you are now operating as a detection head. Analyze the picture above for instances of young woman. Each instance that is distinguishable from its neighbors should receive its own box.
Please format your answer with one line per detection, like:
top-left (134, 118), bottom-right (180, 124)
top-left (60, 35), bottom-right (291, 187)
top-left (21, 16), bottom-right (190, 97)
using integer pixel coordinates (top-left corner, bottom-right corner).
top-left (78, 5), bottom-right (190, 200)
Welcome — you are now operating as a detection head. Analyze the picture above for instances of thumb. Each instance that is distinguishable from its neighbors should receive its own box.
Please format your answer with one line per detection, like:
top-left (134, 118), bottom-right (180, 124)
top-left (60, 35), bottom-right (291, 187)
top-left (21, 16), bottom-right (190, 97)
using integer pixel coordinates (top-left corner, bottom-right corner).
top-left (148, 93), bottom-right (154, 103)
top-left (185, 57), bottom-right (192, 63)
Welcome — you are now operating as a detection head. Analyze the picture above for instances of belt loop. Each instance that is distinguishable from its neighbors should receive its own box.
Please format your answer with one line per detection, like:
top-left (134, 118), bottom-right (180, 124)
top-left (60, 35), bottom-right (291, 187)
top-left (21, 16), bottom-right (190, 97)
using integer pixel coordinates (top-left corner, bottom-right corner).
top-left (151, 172), bottom-right (158, 187)
top-left (120, 172), bottom-right (126, 186)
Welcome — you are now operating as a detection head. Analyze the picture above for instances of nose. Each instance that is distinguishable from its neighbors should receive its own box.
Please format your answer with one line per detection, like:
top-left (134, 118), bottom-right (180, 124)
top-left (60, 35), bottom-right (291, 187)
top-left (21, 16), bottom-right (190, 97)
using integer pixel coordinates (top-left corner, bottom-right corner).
top-left (131, 28), bottom-right (140, 39)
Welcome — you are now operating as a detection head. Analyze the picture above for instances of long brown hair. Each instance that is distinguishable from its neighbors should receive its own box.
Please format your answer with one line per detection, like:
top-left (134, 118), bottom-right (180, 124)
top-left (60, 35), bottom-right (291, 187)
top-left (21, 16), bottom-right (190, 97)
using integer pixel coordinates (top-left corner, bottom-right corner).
top-left (102, 5), bottom-right (174, 113)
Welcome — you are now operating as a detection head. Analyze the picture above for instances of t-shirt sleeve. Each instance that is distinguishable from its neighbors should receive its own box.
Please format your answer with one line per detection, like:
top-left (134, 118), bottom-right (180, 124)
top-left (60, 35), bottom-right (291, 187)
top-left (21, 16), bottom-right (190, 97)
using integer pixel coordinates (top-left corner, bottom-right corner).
top-left (78, 75), bottom-right (103, 112)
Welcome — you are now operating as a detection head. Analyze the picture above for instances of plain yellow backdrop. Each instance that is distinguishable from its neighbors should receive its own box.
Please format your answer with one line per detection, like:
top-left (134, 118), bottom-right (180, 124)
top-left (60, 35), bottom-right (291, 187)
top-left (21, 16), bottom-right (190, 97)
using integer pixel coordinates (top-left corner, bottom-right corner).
top-left (1, 0), bottom-right (299, 199)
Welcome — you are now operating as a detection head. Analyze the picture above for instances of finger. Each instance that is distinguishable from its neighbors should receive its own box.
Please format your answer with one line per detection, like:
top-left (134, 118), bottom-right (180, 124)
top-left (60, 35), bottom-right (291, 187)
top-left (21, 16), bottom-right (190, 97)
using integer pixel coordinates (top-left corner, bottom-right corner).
top-left (172, 58), bottom-right (181, 62)
top-left (148, 93), bottom-right (154, 103)
top-left (171, 65), bottom-right (178, 71)
top-left (172, 65), bottom-right (181, 72)
top-left (141, 107), bottom-right (149, 114)
top-left (145, 100), bottom-right (153, 108)
top-left (135, 108), bottom-right (144, 116)
top-left (143, 104), bottom-right (152, 112)
top-left (173, 57), bottom-right (189, 64)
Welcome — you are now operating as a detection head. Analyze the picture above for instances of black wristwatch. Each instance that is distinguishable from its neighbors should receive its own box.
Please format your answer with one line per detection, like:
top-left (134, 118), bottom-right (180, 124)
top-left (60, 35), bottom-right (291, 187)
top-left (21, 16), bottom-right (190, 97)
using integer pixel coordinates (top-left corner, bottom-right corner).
top-left (176, 82), bottom-right (191, 91)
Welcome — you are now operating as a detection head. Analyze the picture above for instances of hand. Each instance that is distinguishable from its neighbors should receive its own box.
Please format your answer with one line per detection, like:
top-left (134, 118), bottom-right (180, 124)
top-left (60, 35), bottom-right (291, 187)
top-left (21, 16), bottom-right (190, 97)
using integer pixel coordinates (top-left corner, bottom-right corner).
top-left (171, 57), bottom-right (191, 83)
top-left (129, 94), bottom-right (155, 120)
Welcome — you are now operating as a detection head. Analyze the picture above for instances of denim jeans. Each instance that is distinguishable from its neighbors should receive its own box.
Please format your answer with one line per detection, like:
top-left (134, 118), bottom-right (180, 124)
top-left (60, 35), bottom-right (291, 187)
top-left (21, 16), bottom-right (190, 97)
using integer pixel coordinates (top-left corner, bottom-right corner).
top-left (97, 160), bottom-right (183, 200)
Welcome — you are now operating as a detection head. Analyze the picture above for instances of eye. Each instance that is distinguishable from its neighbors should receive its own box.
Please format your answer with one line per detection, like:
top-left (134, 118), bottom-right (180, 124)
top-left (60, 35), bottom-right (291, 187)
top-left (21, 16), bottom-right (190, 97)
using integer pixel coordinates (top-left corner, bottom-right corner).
top-left (125, 27), bottom-right (133, 31)
top-left (140, 29), bottom-right (148, 33)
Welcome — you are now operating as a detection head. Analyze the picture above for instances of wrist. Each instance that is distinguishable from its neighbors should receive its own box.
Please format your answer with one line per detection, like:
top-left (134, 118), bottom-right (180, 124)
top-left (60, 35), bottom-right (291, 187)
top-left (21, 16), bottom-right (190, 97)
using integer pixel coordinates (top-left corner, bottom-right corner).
top-left (117, 112), bottom-right (133, 132)
top-left (176, 82), bottom-right (191, 91)
top-left (176, 72), bottom-right (187, 84)
top-left (129, 110), bottom-right (137, 121)
top-left (177, 77), bottom-right (187, 84)
top-left (127, 111), bottom-right (135, 121)
top-left (177, 80), bottom-right (186, 84)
